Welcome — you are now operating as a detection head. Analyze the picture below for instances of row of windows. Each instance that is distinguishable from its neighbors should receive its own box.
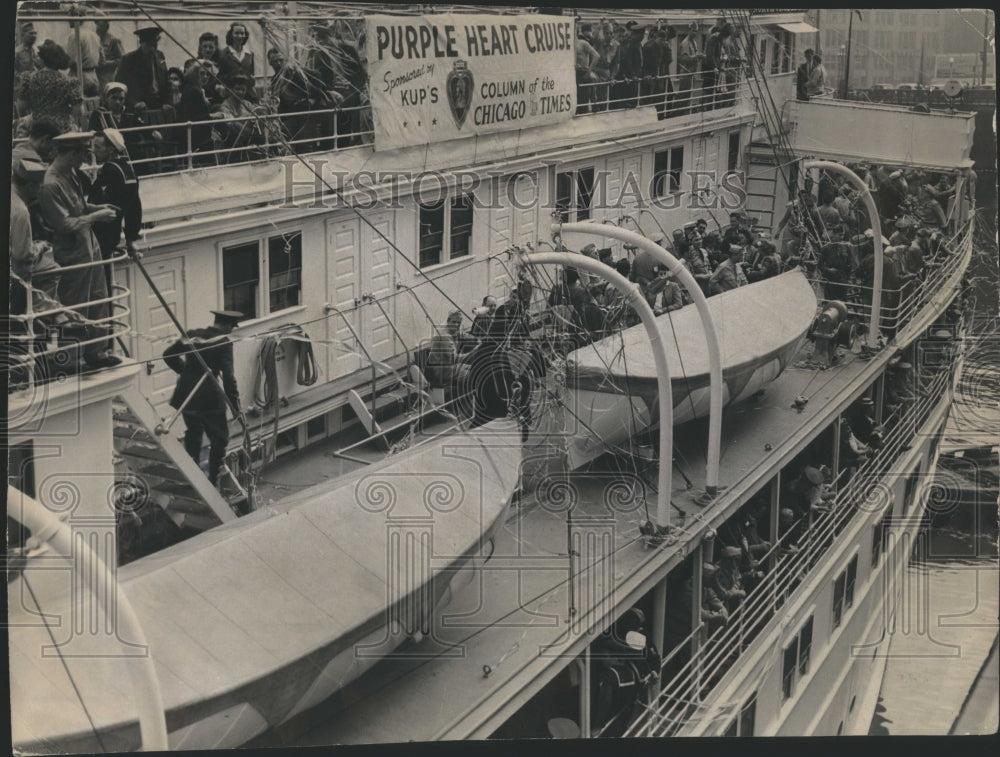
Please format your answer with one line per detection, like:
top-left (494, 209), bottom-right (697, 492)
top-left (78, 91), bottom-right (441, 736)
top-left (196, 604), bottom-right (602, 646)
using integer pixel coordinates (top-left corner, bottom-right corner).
top-left (826, 10), bottom-right (939, 27)
top-left (779, 550), bottom-right (860, 704)
top-left (219, 132), bottom-right (741, 314)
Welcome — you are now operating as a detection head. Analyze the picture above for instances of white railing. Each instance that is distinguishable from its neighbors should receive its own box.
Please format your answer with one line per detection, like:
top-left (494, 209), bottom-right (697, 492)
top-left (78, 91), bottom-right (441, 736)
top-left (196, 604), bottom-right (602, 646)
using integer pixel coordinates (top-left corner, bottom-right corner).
top-left (576, 69), bottom-right (749, 117)
top-left (18, 69), bottom-right (755, 180)
top-left (8, 251), bottom-right (131, 390)
top-left (624, 363), bottom-right (954, 737)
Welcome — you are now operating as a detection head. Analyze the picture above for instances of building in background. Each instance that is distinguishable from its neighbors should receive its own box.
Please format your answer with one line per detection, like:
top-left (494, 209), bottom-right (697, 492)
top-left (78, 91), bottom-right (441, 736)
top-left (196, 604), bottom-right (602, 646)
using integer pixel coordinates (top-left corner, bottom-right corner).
top-left (818, 8), bottom-right (993, 90)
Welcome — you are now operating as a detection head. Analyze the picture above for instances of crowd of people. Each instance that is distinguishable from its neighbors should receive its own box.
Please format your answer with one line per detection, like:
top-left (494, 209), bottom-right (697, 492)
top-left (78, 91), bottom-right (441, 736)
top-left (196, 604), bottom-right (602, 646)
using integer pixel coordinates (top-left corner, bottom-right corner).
top-left (14, 19), bottom-right (372, 172)
top-left (13, 15), bottom-right (751, 174)
top-left (574, 19), bottom-right (744, 117)
top-left (775, 162), bottom-right (961, 333)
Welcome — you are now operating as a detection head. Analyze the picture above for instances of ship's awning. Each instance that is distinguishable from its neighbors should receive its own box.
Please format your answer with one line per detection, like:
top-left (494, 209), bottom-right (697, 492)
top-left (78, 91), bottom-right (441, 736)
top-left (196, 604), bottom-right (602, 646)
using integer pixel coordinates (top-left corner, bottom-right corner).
top-left (783, 98), bottom-right (976, 171)
top-left (777, 21), bottom-right (819, 34)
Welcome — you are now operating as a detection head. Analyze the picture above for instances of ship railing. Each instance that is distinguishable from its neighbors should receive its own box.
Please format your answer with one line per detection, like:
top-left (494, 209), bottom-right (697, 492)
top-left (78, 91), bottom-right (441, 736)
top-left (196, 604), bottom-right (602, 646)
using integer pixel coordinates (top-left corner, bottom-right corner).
top-left (83, 103), bottom-right (374, 177)
top-left (628, 365), bottom-right (953, 736)
top-left (576, 69), bottom-right (749, 118)
top-left (7, 251), bottom-right (132, 392)
top-left (809, 218), bottom-right (971, 337)
top-left (24, 72), bottom-right (755, 181)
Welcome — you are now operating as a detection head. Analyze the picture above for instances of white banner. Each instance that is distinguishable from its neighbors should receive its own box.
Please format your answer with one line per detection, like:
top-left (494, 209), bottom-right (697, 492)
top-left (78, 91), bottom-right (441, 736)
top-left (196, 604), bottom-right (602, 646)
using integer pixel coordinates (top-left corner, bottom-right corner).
top-left (366, 14), bottom-right (576, 151)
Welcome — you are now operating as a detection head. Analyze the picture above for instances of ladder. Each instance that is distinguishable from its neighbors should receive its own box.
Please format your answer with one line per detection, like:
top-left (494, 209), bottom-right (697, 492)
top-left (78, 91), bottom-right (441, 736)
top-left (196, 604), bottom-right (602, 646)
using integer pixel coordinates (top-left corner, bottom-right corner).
top-left (727, 9), bottom-right (805, 232)
top-left (114, 387), bottom-right (244, 531)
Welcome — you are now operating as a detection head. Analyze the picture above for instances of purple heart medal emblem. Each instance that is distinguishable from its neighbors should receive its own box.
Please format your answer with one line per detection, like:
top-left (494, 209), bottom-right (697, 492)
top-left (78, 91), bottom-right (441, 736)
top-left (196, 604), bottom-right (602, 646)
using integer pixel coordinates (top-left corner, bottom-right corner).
top-left (446, 60), bottom-right (474, 130)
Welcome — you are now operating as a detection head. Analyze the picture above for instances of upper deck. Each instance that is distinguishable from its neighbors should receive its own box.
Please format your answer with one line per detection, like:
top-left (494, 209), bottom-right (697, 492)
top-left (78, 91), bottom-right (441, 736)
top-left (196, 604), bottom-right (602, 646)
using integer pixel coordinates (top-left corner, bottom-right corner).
top-left (16, 5), bottom-right (809, 228)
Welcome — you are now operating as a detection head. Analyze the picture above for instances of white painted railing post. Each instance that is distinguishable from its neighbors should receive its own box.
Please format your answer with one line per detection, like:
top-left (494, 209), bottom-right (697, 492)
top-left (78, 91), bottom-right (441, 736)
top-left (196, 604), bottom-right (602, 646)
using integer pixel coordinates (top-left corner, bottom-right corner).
top-left (555, 223), bottom-right (724, 503)
top-left (802, 160), bottom-right (884, 347)
top-left (7, 486), bottom-right (169, 751)
top-left (519, 252), bottom-right (674, 532)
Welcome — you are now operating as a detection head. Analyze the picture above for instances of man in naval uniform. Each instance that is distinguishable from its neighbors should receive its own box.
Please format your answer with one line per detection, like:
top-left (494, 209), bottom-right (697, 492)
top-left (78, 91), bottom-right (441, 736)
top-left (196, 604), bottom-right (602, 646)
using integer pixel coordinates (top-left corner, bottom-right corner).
top-left (163, 310), bottom-right (244, 486)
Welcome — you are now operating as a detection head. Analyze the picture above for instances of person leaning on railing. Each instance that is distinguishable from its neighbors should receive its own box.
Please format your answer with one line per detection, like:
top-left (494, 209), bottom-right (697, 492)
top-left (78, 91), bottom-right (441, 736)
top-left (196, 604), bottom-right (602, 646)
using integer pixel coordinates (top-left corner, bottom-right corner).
top-left (676, 23), bottom-right (703, 114)
top-left (304, 20), bottom-right (367, 149)
top-left (217, 74), bottom-right (276, 162)
top-left (575, 23), bottom-right (601, 114)
top-left (174, 63), bottom-right (226, 166)
top-left (9, 189), bottom-right (93, 385)
top-left (266, 47), bottom-right (314, 146)
top-left (614, 22), bottom-right (645, 107)
top-left (37, 131), bottom-right (121, 370)
top-left (88, 128), bottom-right (143, 276)
top-left (701, 23), bottom-right (727, 110)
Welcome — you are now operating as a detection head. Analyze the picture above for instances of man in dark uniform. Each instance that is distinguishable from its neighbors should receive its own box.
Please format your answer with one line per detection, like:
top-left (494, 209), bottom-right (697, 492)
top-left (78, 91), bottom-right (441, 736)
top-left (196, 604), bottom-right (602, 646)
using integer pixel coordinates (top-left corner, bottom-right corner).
top-left (88, 128), bottom-right (142, 295)
top-left (818, 237), bottom-right (854, 301)
top-left (615, 22), bottom-right (645, 106)
top-left (795, 48), bottom-right (813, 101)
top-left (114, 27), bottom-right (169, 110)
top-left (163, 310), bottom-right (244, 486)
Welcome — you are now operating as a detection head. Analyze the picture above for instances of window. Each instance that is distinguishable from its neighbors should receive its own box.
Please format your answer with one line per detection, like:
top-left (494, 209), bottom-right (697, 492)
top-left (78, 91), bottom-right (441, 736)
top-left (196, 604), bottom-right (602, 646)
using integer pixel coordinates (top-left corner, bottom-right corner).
top-left (782, 642), bottom-right (797, 700)
top-left (782, 614), bottom-right (815, 701)
top-left (903, 465), bottom-right (922, 511)
top-left (899, 31), bottom-right (916, 49)
top-left (871, 516), bottom-right (886, 568)
top-left (845, 556), bottom-right (857, 608)
top-left (653, 146), bottom-right (684, 197)
top-left (268, 233), bottom-right (303, 312)
top-left (798, 616), bottom-right (813, 676)
top-left (723, 692), bottom-right (757, 736)
top-left (874, 30), bottom-right (892, 49)
top-left (223, 242), bottom-right (260, 318)
top-left (727, 132), bottom-right (741, 172)
top-left (833, 554), bottom-right (859, 628)
top-left (769, 31), bottom-right (793, 75)
top-left (758, 37), bottom-right (767, 69)
top-left (900, 12), bottom-right (917, 26)
top-left (419, 195), bottom-right (475, 268)
top-left (222, 232), bottom-right (303, 319)
top-left (555, 167), bottom-right (595, 223)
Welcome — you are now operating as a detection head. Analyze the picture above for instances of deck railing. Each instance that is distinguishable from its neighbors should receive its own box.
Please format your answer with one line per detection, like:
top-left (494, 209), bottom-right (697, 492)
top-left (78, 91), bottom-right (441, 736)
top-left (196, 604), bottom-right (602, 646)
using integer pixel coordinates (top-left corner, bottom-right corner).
top-left (624, 359), bottom-right (954, 737)
top-left (808, 217), bottom-right (972, 338)
top-left (576, 69), bottom-right (748, 117)
top-left (16, 69), bottom-right (752, 181)
top-left (8, 251), bottom-right (132, 392)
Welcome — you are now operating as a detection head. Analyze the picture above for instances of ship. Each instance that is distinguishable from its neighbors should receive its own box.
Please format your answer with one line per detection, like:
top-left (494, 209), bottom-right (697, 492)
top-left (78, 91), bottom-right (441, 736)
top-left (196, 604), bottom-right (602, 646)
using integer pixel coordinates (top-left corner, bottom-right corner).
top-left (6, 3), bottom-right (981, 750)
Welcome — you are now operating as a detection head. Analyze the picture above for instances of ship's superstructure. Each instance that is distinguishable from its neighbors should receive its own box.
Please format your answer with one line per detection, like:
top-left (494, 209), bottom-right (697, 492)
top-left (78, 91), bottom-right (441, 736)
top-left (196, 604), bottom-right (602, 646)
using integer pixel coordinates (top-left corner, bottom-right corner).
top-left (6, 4), bottom-right (980, 751)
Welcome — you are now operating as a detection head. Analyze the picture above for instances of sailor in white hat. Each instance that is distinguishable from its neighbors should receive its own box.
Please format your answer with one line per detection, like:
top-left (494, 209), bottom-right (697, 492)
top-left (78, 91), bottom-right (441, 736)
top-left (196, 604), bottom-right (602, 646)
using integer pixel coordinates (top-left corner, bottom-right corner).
top-left (90, 128), bottom-right (143, 264)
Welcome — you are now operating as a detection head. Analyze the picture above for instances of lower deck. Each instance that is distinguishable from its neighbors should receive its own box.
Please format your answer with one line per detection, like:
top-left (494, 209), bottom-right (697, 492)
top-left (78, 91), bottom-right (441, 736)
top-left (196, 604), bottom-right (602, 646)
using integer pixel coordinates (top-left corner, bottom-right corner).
top-left (249, 317), bottom-right (950, 744)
